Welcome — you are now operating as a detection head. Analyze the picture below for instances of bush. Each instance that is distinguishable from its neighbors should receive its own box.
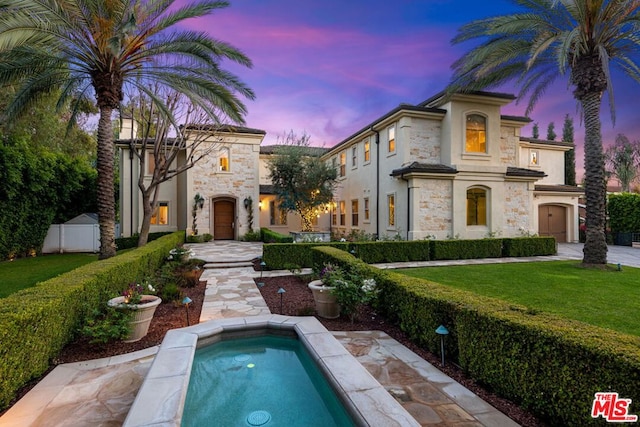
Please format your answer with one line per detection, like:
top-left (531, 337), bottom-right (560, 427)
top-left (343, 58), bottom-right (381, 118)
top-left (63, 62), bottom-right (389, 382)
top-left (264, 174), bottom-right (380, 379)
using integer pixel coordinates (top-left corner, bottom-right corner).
top-left (260, 228), bottom-right (293, 243)
top-left (0, 231), bottom-right (184, 410)
top-left (241, 230), bottom-right (262, 241)
top-left (81, 307), bottom-right (132, 344)
top-left (431, 239), bottom-right (503, 260)
top-left (501, 237), bottom-right (556, 257)
top-left (609, 193), bottom-right (640, 233)
top-left (116, 232), bottom-right (174, 250)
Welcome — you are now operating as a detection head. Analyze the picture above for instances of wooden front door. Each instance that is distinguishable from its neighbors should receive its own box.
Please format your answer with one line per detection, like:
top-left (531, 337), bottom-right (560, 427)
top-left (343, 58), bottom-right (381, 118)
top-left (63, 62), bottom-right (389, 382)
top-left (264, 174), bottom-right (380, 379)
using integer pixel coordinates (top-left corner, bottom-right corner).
top-left (213, 200), bottom-right (235, 240)
top-left (538, 205), bottom-right (567, 243)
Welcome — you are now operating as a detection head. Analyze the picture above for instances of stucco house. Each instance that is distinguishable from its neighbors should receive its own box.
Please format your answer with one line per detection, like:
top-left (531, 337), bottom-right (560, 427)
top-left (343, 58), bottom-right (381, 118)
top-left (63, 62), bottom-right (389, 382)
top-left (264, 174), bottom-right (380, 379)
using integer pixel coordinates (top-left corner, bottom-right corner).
top-left (117, 90), bottom-right (582, 243)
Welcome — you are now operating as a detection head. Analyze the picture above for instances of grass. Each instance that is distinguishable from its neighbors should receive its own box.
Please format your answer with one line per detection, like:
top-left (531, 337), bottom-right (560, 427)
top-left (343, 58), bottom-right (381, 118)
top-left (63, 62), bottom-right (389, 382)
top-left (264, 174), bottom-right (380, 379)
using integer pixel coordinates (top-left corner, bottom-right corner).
top-left (0, 253), bottom-right (98, 298)
top-left (397, 260), bottom-right (640, 336)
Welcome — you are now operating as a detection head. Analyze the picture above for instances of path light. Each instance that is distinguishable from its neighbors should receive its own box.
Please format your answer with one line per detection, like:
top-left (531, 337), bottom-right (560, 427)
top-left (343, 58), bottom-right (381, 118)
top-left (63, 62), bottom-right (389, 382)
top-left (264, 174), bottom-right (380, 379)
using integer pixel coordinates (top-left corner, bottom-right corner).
top-left (435, 325), bottom-right (449, 367)
top-left (350, 248), bottom-right (356, 256)
top-left (278, 288), bottom-right (286, 314)
top-left (183, 296), bottom-right (193, 326)
top-left (260, 260), bottom-right (266, 278)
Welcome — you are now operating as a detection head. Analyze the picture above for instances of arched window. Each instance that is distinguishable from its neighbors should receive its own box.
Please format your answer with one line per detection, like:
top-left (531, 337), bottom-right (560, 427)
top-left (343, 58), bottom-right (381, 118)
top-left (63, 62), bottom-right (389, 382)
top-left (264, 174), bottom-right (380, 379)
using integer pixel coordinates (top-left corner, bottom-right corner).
top-left (467, 188), bottom-right (487, 226)
top-left (466, 114), bottom-right (486, 153)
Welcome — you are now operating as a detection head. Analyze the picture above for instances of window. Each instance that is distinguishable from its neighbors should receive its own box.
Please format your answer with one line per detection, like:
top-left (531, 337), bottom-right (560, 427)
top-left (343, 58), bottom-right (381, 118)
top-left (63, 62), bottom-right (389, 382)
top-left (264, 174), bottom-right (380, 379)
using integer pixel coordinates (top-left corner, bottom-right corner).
top-left (351, 146), bottom-right (357, 168)
top-left (339, 200), bottom-right (346, 226)
top-left (530, 150), bottom-right (539, 166)
top-left (364, 140), bottom-right (370, 163)
top-left (364, 197), bottom-right (370, 221)
top-left (219, 148), bottom-right (230, 171)
top-left (269, 200), bottom-right (287, 225)
top-left (351, 199), bottom-right (359, 226)
top-left (339, 152), bottom-right (346, 177)
top-left (147, 152), bottom-right (156, 175)
top-left (387, 194), bottom-right (395, 227)
top-left (466, 114), bottom-right (486, 153)
top-left (388, 125), bottom-right (396, 153)
top-left (151, 202), bottom-right (168, 225)
top-left (332, 201), bottom-right (337, 226)
top-left (467, 188), bottom-right (487, 226)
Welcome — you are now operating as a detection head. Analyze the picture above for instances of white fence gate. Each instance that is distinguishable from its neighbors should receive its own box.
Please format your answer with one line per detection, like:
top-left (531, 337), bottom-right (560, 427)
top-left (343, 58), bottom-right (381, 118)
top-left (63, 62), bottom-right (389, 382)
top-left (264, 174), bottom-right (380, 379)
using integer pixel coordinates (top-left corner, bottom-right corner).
top-left (42, 224), bottom-right (100, 253)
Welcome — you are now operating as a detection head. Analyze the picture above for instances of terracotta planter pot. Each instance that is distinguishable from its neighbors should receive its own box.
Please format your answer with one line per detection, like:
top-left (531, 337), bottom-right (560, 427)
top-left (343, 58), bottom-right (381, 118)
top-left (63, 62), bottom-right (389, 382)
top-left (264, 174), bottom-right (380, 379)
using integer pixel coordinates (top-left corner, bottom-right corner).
top-left (308, 280), bottom-right (340, 319)
top-left (107, 295), bottom-right (162, 342)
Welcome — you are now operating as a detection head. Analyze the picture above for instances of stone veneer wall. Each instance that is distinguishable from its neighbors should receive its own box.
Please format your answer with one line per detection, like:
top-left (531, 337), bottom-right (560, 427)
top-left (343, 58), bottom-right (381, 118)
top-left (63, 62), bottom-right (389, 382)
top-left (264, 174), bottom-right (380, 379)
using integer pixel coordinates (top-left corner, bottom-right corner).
top-left (503, 181), bottom-right (531, 236)
top-left (414, 179), bottom-right (452, 239)
top-left (499, 126), bottom-right (519, 166)
top-left (408, 119), bottom-right (441, 163)
top-left (191, 142), bottom-right (259, 236)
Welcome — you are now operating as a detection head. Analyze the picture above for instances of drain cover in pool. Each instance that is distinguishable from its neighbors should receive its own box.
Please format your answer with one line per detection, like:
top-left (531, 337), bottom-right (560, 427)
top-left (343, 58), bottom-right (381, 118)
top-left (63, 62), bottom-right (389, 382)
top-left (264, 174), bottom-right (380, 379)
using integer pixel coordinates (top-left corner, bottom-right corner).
top-left (246, 410), bottom-right (271, 426)
top-left (234, 354), bottom-right (251, 362)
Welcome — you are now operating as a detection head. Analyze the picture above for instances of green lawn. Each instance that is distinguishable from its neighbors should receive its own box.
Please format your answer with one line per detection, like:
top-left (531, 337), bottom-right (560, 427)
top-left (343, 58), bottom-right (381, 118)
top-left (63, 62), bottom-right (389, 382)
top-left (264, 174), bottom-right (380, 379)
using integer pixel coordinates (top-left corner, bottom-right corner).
top-left (397, 261), bottom-right (640, 336)
top-left (0, 253), bottom-right (98, 298)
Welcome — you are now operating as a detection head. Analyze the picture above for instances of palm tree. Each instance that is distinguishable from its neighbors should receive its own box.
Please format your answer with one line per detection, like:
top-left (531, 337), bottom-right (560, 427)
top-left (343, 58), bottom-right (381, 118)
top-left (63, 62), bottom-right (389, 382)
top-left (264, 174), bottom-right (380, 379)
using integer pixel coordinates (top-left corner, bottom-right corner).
top-left (447, 0), bottom-right (640, 266)
top-left (0, 0), bottom-right (254, 259)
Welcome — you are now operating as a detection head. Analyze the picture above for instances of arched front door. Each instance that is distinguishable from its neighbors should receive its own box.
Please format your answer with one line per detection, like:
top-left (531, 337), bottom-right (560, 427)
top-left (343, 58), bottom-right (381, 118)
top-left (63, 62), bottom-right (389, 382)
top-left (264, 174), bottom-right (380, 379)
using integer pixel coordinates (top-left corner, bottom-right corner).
top-left (538, 205), bottom-right (567, 243)
top-left (213, 199), bottom-right (235, 240)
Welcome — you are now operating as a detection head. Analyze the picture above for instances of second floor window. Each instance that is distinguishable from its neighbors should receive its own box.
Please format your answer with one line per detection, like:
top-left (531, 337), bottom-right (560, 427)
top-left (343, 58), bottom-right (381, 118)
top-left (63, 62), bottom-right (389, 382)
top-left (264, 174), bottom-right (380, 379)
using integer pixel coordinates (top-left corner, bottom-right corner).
top-left (388, 125), bottom-right (396, 153)
top-left (219, 148), bottom-right (230, 171)
top-left (364, 140), bottom-right (370, 163)
top-left (351, 146), bottom-right (357, 168)
top-left (339, 152), bottom-right (346, 177)
top-left (466, 114), bottom-right (486, 153)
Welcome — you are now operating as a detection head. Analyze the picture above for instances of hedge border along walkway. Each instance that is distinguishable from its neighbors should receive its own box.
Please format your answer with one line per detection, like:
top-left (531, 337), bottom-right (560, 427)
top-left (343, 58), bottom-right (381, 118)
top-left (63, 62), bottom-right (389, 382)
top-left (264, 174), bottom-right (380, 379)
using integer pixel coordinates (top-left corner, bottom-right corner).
top-left (311, 245), bottom-right (640, 427)
top-left (0, 231), bottom-right (184, 410)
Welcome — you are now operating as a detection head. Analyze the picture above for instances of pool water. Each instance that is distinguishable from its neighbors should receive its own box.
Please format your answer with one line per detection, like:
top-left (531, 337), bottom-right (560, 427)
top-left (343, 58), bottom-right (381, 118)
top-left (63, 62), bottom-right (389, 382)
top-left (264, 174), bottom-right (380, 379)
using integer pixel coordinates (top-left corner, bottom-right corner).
top-left (182, 335), bottom-right (355, 426)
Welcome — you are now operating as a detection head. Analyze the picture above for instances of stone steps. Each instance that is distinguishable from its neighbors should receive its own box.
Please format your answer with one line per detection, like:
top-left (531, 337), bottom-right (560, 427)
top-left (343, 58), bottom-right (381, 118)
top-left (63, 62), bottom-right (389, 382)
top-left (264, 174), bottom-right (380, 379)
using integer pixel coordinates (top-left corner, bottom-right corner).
top-left (203, 261), bottom-right (254, 269)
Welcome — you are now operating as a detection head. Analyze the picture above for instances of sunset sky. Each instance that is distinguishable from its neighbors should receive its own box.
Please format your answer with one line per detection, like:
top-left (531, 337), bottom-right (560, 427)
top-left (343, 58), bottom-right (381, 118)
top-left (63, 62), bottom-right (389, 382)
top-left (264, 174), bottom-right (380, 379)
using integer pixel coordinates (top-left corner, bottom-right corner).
top-left (180, 0), bottom-right (640, 177)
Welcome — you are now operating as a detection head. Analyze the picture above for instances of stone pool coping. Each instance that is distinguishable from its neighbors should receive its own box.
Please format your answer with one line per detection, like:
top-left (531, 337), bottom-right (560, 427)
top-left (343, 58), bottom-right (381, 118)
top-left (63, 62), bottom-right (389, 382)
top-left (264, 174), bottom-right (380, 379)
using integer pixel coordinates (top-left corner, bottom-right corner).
top-left (123, 314), bottom-right (419, 427)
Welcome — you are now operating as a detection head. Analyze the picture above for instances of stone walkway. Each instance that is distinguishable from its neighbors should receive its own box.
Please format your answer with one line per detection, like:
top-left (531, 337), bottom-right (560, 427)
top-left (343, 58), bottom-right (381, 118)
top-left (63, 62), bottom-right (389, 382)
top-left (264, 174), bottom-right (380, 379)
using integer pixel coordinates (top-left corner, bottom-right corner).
top-left (4, 242), bottom-right (635, 426)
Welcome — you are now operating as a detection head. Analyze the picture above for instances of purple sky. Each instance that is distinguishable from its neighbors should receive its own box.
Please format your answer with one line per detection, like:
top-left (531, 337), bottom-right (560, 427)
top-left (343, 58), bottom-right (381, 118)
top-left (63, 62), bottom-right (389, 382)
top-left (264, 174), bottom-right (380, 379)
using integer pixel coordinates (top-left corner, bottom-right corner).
top-left (180, 0), bottom-right (640, 178)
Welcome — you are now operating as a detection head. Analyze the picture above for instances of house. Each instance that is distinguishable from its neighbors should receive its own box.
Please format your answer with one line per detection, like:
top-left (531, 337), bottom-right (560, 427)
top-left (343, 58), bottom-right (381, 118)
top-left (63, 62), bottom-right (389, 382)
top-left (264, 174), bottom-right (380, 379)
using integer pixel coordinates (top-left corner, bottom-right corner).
top-left (117, 90), bottom-right (582, 243)
top-left (322, 91), bottom-right (582, 242)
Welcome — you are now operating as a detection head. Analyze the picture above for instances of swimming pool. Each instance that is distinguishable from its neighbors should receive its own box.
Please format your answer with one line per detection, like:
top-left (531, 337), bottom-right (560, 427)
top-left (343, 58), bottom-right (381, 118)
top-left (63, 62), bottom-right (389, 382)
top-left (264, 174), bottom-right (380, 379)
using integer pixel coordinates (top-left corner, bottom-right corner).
top-left (183, 335), bottom-right (353, 426)
top-left (123, 315), bottom-right (419, 426)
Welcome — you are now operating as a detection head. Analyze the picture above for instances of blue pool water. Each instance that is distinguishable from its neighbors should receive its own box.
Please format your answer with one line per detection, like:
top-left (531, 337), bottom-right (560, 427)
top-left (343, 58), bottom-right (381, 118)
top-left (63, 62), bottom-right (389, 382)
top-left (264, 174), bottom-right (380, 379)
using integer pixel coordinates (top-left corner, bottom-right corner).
top-left (182, 335), bottom-right (355, 426)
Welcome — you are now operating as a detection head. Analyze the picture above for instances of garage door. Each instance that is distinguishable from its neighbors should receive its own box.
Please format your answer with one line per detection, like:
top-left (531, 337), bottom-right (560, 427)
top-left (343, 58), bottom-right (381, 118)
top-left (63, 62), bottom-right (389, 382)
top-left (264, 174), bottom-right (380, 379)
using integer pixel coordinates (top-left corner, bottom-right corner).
top-left (538, 205), bottom-right (567, 243)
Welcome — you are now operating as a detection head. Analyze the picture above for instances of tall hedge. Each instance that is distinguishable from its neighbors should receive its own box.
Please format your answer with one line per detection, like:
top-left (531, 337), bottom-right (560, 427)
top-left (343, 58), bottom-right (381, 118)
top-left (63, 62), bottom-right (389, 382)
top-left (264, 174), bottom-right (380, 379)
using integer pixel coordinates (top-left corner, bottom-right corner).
top-left (0, 142), bottom-right (97, 260)
top-left (608, 193), bottom-right (640, 233)
top-left (0, 232), bottom-right (183, 410)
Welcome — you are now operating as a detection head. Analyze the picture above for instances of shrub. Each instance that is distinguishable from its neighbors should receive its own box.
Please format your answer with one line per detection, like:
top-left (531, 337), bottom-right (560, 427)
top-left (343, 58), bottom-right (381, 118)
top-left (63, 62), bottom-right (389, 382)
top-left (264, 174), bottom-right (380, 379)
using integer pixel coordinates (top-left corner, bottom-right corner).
top-left (609, 193), bottom-right (640, 233)
top-left (81, 307), bottom-right (132, 344)
top-left (0, 231), bottom-right (184, 410)
top-left (501, 237), bottom-right (556, 257)
top-left (430, 239), bottom-right (502, 260)
top-left (241, 230), bottom-right (262, 241)
top-left (260, 228), bottom-right (293, 243)
top-left (116, 231), bottom-right (174, 250)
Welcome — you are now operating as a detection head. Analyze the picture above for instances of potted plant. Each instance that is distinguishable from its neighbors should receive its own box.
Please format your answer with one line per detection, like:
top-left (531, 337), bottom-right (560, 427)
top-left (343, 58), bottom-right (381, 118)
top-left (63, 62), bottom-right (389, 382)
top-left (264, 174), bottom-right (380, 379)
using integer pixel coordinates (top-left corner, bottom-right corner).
top-left (309, 263), bottom-right (379, 322)
top-left (169, 246), bottom-right (194, 263)
top-left (107, 282), bottom-right (161, 342)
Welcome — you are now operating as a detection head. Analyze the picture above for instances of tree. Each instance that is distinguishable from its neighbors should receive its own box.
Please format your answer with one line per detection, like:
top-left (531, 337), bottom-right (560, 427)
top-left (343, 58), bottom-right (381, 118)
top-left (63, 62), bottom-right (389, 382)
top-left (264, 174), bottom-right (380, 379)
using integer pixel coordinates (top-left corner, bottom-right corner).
top-left (562, 114), bottom-right (577, 186)
top-left (0, 0), bottom-right (254, 259)
top-left (122, 88), bottom-right (226, 246)
top-left (267, 132), bottom-right (338, 232)
top-left (532, 123), bottom-right (540, 139)
top-left (546, 122), bottom-right (556, 141)
top-left (448, 0), bottom-right (640, 266)
top-left (605, 134), bottom-right (639, 192)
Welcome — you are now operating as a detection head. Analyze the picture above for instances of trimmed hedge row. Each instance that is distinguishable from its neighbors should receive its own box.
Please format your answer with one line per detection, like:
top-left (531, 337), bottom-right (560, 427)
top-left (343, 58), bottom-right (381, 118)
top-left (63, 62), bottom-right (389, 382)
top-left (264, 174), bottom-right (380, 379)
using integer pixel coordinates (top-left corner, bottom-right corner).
top-left (115, 231), bottom-right (175, 250)
top-left (0, 231), bottom-right (184, 410)
top-left (311, 245), bottom-right (640, 427)
top-left (263, 237), bottom-right (555, 269)
top-left (260, 227), bottom-right (293, 243)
